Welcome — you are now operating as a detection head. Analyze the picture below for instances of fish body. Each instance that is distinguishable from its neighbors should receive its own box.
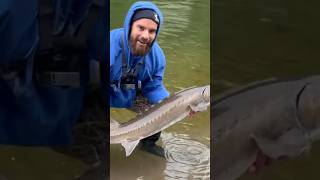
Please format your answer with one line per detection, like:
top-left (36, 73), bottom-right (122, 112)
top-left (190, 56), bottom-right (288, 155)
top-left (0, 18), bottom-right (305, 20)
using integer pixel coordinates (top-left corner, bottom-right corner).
top-left (212, 76), bottom-right (320, 180)
top-left (111, 85), bottom-right (210, 156)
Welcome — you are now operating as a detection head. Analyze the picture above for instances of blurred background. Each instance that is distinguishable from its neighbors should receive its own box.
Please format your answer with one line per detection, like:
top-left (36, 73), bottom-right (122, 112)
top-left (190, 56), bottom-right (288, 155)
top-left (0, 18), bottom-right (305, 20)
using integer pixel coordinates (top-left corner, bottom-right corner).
top-left (212, 0), bottom-right (320, 179)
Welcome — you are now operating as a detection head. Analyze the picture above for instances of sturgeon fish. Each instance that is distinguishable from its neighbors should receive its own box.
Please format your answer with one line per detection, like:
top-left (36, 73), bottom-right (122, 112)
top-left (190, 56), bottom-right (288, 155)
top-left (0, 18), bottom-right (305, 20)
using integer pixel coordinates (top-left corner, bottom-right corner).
top-left (110, 85), bottom-right (210, 156)
top-left (212, 75), bottom-right (320, 180)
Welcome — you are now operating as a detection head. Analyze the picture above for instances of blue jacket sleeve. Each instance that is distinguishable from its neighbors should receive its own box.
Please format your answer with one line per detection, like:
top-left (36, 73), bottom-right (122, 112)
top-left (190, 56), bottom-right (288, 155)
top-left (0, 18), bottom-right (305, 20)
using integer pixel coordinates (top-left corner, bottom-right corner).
top-left (142, 47), bottom-right (170, 104)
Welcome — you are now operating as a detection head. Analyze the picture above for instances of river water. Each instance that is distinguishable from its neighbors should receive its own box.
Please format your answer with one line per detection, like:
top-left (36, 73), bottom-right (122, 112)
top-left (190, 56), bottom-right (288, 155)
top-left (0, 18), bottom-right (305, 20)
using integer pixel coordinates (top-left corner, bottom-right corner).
top-left (110, 0), bottom-right (210, 180)
top-left (212, 0), bottom-right (320, 179)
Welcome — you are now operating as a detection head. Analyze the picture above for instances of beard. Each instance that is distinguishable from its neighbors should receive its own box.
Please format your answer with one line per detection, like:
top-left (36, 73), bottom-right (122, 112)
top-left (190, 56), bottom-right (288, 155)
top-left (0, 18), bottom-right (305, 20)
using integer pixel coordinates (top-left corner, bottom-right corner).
top-left (130, 36), bottom-right (152, 56)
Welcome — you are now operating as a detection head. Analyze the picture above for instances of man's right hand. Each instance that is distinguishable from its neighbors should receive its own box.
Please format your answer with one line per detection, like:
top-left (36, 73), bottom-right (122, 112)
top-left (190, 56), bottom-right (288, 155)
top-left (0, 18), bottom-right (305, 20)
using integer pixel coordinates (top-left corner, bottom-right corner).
top-left (128, 97), bottom-right (153, 114)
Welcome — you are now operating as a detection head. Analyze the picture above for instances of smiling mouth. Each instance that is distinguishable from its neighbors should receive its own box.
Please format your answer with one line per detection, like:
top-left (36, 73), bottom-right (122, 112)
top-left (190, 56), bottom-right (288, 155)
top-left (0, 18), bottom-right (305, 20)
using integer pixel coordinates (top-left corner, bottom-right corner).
top-left (137, 40), bottom-right (148, 45)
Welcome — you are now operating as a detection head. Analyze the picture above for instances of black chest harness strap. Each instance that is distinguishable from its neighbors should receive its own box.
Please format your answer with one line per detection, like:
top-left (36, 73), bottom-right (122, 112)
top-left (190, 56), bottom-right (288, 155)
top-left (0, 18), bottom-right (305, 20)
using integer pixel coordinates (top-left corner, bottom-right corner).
top-left (111, 33), bottom-right (144, 93)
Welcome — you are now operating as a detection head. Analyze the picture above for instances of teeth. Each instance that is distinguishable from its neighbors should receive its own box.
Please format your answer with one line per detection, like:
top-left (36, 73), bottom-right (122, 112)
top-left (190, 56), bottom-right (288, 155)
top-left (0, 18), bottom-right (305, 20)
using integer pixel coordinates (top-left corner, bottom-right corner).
top-left (138, 40), bottom-right (147, 45)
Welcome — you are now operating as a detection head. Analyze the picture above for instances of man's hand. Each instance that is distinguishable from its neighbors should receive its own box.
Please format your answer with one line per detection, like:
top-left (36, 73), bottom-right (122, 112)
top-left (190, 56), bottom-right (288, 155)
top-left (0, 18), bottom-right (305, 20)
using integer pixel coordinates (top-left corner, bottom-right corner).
top-left (128, 96), bottom-right (153, 114)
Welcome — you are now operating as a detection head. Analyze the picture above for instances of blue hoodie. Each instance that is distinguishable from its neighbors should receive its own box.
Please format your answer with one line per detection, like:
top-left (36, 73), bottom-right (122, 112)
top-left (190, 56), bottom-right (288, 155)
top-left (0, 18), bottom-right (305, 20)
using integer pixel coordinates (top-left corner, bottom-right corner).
top-left (110, 1), bottom-right (170, 108)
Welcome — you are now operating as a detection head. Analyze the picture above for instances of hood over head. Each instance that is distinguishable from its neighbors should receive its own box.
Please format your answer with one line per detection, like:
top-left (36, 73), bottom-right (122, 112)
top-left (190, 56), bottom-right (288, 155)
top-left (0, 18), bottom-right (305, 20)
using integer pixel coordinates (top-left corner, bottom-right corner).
top-left (122, 1), bottom-right (163, 62)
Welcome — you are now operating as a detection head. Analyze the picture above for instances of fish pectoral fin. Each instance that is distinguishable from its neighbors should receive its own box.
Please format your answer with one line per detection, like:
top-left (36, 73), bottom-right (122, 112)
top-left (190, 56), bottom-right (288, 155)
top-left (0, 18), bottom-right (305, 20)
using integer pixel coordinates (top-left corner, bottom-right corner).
top-left (251, 128), bottom-right (310, 159)
top-left (189, 103), bottom-right (208, 112)
top-left (121, 140), bottom-right (140, 157)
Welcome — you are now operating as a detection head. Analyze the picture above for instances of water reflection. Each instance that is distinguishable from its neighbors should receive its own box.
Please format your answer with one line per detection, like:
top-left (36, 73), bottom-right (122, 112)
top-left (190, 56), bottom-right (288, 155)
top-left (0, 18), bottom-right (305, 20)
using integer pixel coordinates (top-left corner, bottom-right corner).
top-left (162, 132), bottom-right (210, 180)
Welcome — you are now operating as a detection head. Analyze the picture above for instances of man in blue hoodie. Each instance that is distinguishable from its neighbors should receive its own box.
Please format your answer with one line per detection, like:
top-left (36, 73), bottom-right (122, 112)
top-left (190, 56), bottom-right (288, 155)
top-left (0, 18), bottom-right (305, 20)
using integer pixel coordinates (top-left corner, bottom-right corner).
top-left (110, 1), bottom-right (169, 157)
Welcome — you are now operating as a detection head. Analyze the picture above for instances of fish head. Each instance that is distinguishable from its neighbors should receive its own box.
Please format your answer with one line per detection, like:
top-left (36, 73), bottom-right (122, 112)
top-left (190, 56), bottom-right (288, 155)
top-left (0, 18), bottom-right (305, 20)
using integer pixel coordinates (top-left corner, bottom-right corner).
top-left (201, 85), bottom-right (210, 103)
top-left (188, 85), bottom-right (210, 112)
top-left (298, 81), bottom-right (320, 137)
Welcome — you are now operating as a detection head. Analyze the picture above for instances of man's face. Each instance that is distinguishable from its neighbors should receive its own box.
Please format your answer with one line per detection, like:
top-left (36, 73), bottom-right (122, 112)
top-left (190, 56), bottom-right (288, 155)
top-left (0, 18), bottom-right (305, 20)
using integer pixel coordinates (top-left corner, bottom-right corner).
top-left (130, 18), bottom-right (158, 56)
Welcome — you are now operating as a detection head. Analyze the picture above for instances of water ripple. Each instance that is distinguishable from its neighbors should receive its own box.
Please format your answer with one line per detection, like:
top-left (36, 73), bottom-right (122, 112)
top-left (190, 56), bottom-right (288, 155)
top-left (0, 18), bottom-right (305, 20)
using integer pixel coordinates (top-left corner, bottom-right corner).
top-left (162, 132), bottom-right (210, 180)
top-left (154, 0), bottom-right (195, 48)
